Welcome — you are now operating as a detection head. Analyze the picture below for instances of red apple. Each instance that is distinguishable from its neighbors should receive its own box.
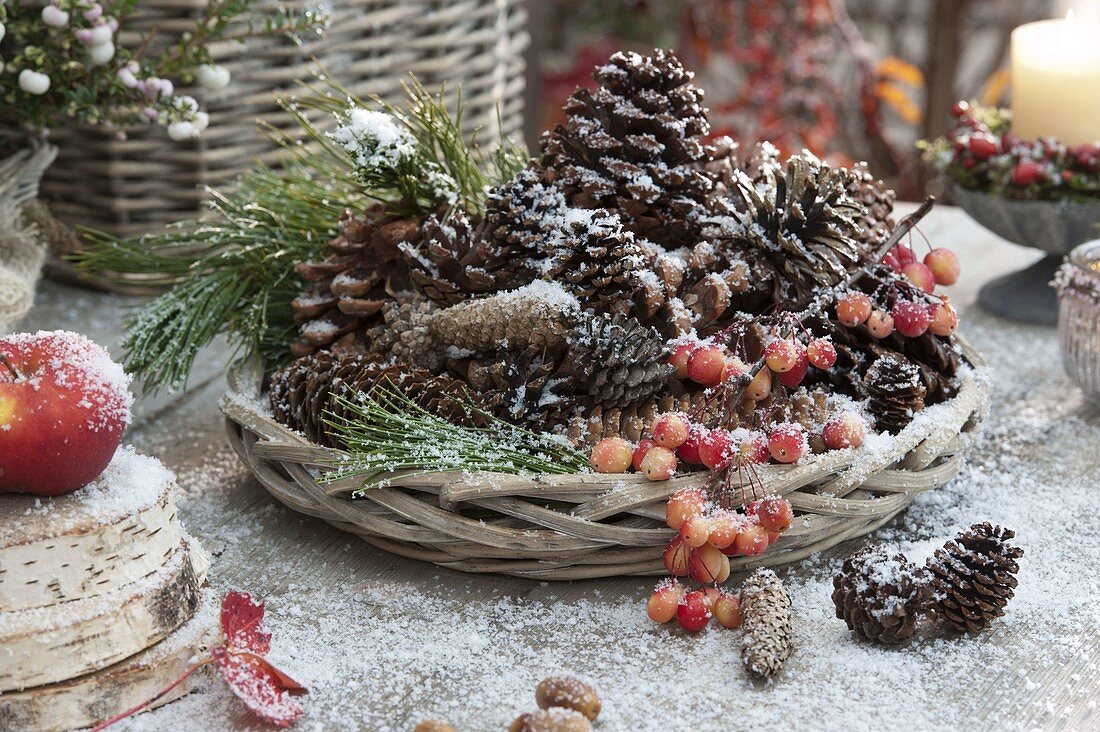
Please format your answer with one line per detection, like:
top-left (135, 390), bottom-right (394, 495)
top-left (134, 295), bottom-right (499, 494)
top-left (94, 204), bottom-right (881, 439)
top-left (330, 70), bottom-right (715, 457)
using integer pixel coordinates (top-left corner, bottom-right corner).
top-left (0, 331), bottom-right (132, 495)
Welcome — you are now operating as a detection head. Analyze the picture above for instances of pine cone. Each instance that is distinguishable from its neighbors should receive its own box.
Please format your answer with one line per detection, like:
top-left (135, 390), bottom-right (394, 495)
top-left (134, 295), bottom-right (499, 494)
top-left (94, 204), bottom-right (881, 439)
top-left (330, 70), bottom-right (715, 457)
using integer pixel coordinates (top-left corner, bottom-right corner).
top-left (564, 389), bottom-right (721, 446)
top-left (291, 211), bottom-right (420, 356)
top-left (845, 162), bottom-right (896, 251)
top-left (926, 523), bottom-right (1024, 634)
top-left (427, 282), bottom-right (577, 356)
top-left (453, 347), bottom-right (561, 427)
top-left (537, 49), bottom-right (715, 249)
top-left (706, 152), bottom-right (866, 311)
top-left (268, 352), bottom-right (482, 447)
top-left (741, 568), bottom-right (794, 679)
top-left (410, 201), bottom-right (545, 305)
top-left (365, 299), bottom-right (443, 371)
top-left (864, 353), bottom-right (927, 434)
top-left (558, 312), bottom-right (673, 409)
top-left (832, 544), bottom-right (933, 644)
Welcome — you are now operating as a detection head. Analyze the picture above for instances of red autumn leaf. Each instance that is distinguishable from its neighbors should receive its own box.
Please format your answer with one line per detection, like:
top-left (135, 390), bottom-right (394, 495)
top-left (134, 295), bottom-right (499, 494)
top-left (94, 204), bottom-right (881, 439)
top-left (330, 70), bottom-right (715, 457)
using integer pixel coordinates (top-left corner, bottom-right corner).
top-left (220, 589), bottom-right (272, 654)
top-left (212, 646), bottom-right (307, 728)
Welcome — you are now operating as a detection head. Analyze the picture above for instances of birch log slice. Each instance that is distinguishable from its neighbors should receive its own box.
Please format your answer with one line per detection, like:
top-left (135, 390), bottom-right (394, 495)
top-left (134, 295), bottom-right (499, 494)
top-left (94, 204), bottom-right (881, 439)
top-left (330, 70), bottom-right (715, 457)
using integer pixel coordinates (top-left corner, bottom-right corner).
top-left (0, 448), bottom-right (182, 612)
top-left (0, 537), bottom-right (209, 692)
top-left (0, 589), bottom-right (220, 732)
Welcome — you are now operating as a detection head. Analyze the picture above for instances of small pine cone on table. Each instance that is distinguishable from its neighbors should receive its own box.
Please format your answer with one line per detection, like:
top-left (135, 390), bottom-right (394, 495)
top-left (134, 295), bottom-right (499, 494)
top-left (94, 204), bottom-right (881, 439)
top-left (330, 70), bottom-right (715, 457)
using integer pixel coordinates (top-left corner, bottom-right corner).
top-left (290, 211), bottom-right (421, 357)
top-left (741, 568), bottom-right (794, 679)
top-left (926, 523), bottom-right (1024, 634)
top-left (832, 544), bottom-right (933, 644)
top-left (536, 49), bottom-right (716, 249)
top-left (268, 351), bottom-right (483, 448)
top-left (864, 353), bottom-right (927, 434)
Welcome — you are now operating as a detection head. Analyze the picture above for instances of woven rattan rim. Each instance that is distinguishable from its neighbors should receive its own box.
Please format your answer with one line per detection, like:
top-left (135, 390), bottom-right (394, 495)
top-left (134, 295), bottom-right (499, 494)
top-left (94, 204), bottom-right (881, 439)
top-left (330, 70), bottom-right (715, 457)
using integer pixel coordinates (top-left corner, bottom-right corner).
top-left (221, 345), bottom-right (990, 580)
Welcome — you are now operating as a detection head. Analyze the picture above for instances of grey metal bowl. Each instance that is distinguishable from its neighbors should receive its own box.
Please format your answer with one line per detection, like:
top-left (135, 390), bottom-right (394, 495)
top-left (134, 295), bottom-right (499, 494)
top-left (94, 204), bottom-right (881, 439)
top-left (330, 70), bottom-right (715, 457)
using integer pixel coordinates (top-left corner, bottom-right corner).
top-left (949, 182), bottom-right (1100, 325)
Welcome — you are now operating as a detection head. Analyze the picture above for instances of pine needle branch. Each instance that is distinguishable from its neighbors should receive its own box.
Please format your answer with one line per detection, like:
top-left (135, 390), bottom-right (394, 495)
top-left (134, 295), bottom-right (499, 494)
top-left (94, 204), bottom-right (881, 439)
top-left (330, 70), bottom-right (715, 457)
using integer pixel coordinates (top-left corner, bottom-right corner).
top-left (324, 383), bottom-right (589, 488)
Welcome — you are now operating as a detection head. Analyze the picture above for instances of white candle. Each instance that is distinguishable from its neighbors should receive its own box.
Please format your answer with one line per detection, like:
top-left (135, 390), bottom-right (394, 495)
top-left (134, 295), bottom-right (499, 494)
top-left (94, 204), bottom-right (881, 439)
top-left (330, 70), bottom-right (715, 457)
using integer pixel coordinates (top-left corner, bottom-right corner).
top-left (1011, 11), bottom-right (1100, 146)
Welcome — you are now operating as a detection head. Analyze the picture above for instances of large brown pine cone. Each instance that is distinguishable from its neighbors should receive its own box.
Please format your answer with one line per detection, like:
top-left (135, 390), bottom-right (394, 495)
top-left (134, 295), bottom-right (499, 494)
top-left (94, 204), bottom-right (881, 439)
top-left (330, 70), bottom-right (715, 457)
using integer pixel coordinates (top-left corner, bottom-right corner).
top-left (832, 544), bottom-right (933, 644)
top-left (537, 49), bottom-right (715, 249)
top-left (364, 299), bottom-right (443, 372)
top-left (926, 523), bottom-right (1024, 634)
top-left (864, 353), bottom-right (927, 434)
top-left (268, 352), bottom-right (483, 447)
top-left (291, 211), bottom-right (420, 357)
top-left (846, 162), bottom-right (897, 251)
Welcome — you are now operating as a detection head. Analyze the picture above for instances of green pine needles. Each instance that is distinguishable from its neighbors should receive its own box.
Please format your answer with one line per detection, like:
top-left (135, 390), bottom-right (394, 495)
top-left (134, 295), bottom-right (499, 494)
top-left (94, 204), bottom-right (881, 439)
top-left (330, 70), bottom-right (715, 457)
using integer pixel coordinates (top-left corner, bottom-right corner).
top-left (76, 74), bottom-right (528, 392)
top-left (323, 384), bottom-right (590, 490)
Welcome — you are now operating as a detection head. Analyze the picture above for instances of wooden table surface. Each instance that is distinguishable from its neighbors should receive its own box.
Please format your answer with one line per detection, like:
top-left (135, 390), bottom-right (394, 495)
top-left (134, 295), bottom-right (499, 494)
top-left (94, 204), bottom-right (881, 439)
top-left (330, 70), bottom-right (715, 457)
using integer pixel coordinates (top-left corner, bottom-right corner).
top-left (17, 204), bottom-right (1100, 732)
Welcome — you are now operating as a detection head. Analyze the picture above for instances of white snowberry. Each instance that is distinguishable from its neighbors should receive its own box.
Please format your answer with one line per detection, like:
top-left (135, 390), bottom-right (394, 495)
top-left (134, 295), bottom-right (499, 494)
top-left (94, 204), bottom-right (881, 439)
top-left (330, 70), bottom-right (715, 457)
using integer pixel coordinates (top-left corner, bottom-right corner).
top-left (195, 64), bottom-right (231, 91)
top-left (84, 23), bottom-right (112, 46)
top-left (167, 121), bottom-right (199, 141)
top-left (0, 21), bottom-right (6, 43)
top-left (117, 66), bottom-right (138, 88)
top-left (88, 40), bottom-right (115, 66)
top-left (19, 69), bottom-right (51, 96)
top-left (41, 5), bottom-right (69, 27)
top-left (192, 111), bottom-right (210, 132)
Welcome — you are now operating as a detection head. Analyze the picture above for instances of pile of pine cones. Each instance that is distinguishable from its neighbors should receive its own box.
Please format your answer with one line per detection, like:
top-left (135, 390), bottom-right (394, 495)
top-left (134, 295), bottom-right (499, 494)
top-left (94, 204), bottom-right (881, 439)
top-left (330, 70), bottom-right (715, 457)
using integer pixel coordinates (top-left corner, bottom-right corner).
top-left (832, 523), bottom-right (1024, 643)
top-left (269, 48), bottom-right (963, 450)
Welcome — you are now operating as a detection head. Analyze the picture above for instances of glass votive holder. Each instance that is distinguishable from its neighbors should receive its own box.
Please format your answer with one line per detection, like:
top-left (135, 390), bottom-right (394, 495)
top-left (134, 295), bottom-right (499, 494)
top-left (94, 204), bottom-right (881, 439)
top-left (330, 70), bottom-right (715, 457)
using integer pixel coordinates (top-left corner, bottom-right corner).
top-left (1055, 240), bottom-right (1100, 403)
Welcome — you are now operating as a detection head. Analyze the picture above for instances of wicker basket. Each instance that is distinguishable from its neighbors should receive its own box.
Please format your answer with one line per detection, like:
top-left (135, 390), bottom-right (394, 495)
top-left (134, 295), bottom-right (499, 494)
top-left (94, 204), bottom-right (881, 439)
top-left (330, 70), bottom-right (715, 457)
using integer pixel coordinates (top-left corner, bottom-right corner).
top-left (38, 0), bottom-right (529, 268)
top-left (0, 137), bottom-right (57, 224)
top-left (220, 344), bottom-right (990, 580)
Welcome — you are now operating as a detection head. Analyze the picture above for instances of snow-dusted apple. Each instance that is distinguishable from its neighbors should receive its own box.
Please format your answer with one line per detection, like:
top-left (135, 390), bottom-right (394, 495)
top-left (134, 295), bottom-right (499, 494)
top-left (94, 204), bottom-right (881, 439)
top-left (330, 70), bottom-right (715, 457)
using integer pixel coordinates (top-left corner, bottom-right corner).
top-left (0, 331), bottom-right (132, 495)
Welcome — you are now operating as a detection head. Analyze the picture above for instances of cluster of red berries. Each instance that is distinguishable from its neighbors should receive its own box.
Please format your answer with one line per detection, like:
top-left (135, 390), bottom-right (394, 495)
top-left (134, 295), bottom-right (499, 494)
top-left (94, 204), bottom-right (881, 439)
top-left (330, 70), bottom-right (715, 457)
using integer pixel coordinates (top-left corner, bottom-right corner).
top-left (591, 408), bottom-right (867, 479)
top-left (647, 490), bottom-right (792, 632)
top-left (668, 330), bottom-right (838, 395)
top-left (926, 101), bottom-right (1100, 198)
top-left (836, 240), bottom-right (959, 341)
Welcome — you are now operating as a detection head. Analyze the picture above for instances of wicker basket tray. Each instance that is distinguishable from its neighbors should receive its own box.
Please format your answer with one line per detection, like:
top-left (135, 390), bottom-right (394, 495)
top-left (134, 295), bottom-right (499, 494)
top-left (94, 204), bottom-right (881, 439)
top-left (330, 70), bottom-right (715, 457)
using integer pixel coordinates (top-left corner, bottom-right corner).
top-left (221, 341), bottom-right (990, 580)
top-left (38, 0), bottom-right (529, 287)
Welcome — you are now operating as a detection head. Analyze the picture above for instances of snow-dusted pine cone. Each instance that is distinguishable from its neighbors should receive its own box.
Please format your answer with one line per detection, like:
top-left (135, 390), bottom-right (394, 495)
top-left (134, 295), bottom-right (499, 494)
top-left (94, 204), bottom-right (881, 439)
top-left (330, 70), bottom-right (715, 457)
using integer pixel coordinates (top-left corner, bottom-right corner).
top-left (845, 161), bottom-right (896, 251)
top-left (365, 299), bottom-right (442, 371)
top-left (291, 211), bottom-right (419, 356)
top-left (832, 544), bottom-right (933, 644)
top-left (537, 49), bottom-right (715, 249)
top-left (926, 523), bottom-right (1024, 634)
top-left (741, 568), bottom-right (794, 678)
top-left (268, 351), bottom-right (482, 447)
top-left (864, 353), bottom-right (927, 434)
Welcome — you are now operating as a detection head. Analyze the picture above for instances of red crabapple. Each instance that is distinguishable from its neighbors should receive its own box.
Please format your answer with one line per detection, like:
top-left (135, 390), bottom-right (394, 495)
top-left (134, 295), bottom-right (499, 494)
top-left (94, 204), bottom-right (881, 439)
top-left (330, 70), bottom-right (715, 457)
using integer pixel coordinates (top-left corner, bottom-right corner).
top-left (924, 248), bottom-right (961, 286)
top-left (883, 244), bottom-right (916, 272)
top-left (713, 593), bottom-right (743, 629)
top-left (688, 544), bottom-right (731, 584)
top-left (679, 514), bottom-right (713, 548)
top-left (663, 536), bottom-right (691, 576)
top-left (968, 135), bottom-right (998, 159)
top-left (651, 413), bottom-right (690, 449)
top-left (1012, 160), bottom-right (1043, 186)
top-left (722, 356), bottom-right (749, 382)
top-left (768, 423), bottom-right (806, 464)
top-left (778, 354), bottom-right (809, 388)
top-left (837, 292), bottom-right (872, 326)
top-left (677, 425), bottom-right (708, 465)
top-left (807, 338), bottom-right (836, 370)
top-left (698, 428), bottom-right (733, 470)
top-left (668, 341), bottom-right (699, 380)
top-left (590, 437), bottom-right (634, 473)
top-left (707, 511), bottom-right (739, 549)
top-left (822, 411), bottom-right (866, 450)
top-left (892, 300), bottom-right (931, 338)
top-left (632, 438), bottom-right (655, 471)
top-left (640, 446), bottom-right (678, 481)
top-left (902, 262), bottom-right (936, 293)
top-left (744, 368), bottom-right (772, 401)
top-left (687, 346), bottom-right (727, 387)
top-left (647, 580), bottom-right (682, 623)
top-left (666, 488), bottom-right (707, 530)
top-left (929, 301), bottom-right (959, 336)
top-left (867, 309), bottom-right (894, 339)
top-left (757, 496), bottom-right (794, 533)
top-left (677, 591), bottom-right (712, 632)
top-left (764, 338), bottom-right (801, 373)
top-left (733, 524), bottom-right (770, 556)
top-left (737, 430), bottom-right (770, 466)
